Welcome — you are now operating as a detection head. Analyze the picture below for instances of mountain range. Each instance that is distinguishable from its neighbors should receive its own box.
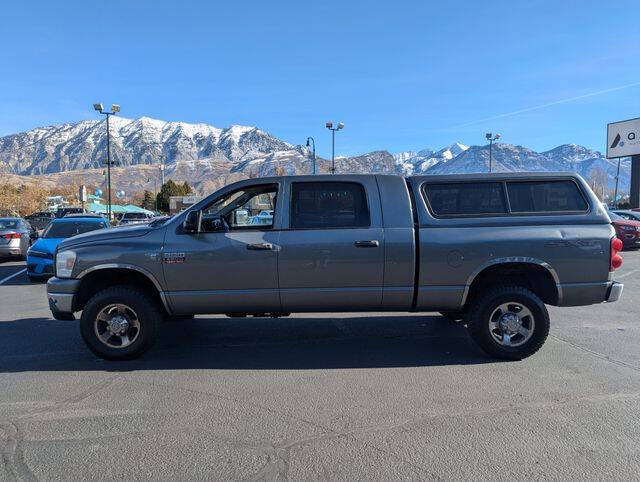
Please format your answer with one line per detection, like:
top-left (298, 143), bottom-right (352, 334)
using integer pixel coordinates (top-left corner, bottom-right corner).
top-left (0, 117), bottom-right (629, 195)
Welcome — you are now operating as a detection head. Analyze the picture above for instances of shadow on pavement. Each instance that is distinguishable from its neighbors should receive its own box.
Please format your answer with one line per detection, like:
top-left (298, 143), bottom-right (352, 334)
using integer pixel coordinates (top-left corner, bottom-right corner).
top-left (0, 314), bottom-right (495, 372)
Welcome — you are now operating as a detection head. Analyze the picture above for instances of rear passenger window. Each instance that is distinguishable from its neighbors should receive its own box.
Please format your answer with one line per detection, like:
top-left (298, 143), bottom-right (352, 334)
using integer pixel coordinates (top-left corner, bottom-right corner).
top-left (507, 181), bottom-right (587, 213)
top-left (423, 182), bottom-right (507, 216)
top-left (291, 182), bottom-right (370, 229)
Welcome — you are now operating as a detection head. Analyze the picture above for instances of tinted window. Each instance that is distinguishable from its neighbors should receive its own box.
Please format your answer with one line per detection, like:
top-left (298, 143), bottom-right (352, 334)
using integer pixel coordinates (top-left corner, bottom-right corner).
top-left (291, 182), bottom-right (370, 229)
top-left (44, 221), bottom-right (106, 238)
top-left (507, 181), bottom-right (587, 213)
top-left (423, 182), bottom-right (507, 216)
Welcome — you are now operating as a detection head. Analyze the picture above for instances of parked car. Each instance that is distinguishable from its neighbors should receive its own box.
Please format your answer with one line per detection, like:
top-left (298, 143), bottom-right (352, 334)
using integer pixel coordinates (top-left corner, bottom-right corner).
top-left (25, 211), bottom-right (56, 231)
top-left (55, 207), bottom-right (85, 218)
top-left (611, 210), bottom-right (640, 222)
top-left (119, 212), bottom-right (154, 226)
top-left (609, 211), bottom-right (640, 250)
top-left (46, 173), bottom-right (623, 361)
top-left (0, 217), bottom-right (38, 259)
top-left (250, 210), bottom-right (274, 225)
top-left (27, 215), bottom-right (109, 281)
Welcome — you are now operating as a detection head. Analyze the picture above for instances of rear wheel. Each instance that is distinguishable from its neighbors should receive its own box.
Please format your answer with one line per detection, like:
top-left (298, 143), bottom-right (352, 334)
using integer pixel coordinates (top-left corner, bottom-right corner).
top-left (466, 285), bottom-right (549, 360)
top-left (80, 286), bottom-right (161, 360)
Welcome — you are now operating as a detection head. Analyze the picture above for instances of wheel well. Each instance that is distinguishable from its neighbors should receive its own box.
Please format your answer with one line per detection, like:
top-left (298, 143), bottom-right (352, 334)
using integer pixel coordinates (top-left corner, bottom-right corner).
top-left (464, 263), bottom-right (559, 308)
top-left (74, 268), bottom-right (167, 314)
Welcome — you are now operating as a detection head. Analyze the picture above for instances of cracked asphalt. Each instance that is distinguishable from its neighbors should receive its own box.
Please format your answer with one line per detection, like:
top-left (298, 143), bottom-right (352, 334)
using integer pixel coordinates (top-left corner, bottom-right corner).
top-left (1, 255), bottom-right (639, 480)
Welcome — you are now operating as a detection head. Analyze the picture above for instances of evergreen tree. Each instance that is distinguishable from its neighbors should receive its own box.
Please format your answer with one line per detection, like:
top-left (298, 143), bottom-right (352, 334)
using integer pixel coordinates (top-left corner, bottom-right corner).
top-left (155, 180), bottom-right (193, 212)
top-left (141, 190), bottom-right (156, 211)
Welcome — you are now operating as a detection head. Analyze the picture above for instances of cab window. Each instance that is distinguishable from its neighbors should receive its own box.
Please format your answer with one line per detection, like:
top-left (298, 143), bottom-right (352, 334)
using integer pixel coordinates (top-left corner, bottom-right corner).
top-left (290, 182), bottom-right (370, 229)
top-left (201, 184), bottom-right (277, 232)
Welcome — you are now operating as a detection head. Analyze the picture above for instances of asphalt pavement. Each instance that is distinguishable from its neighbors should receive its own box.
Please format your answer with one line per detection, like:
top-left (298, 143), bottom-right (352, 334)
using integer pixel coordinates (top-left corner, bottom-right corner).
top-left (0, 256), bottom-right (639, 480)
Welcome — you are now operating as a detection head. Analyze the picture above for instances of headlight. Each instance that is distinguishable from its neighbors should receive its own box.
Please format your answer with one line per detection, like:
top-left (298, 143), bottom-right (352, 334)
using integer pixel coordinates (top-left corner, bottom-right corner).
top-left (621, 225), bottom-right (637, 232)
top-left (55, 250), bottom-right (76, 278)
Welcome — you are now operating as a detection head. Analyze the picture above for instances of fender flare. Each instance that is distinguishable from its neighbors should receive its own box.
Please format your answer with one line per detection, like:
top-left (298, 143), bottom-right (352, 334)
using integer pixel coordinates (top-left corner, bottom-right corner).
top-left (460, 256), bottom-right (561, 306)
top-left (76, 263), bottom-right (172, 314)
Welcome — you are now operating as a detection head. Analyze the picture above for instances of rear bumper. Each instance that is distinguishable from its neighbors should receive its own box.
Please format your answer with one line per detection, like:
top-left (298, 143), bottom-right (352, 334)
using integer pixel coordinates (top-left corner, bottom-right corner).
top-left (0, 246), bottom-right (23, 256)
top-left (558, 281), bottom-right (623, 306)
top-left (606, 282), bottom-right (624, 303)
top-left (46, 277), bottom-right (81, 316)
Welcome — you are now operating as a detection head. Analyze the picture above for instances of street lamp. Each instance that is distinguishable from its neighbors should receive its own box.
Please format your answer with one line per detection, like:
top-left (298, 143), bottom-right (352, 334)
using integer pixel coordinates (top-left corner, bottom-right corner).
top-left (93, 103), bottom-right (120, 221)
top-left (485, 132), bottom-right (501, 173)
top-left (306, 137), bottom-right (316, 175)
top-left (326, 121), bottom-right (344, 174)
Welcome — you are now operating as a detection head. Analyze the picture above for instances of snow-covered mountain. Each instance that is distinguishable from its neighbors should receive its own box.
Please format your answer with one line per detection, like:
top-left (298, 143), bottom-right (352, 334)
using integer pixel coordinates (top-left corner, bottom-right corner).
top-left (394, 142), bottom-right (469, 174)
top-left (0, 117), bottom-right (630, 194)
top-left (0, 116), bottom-right (292, 175)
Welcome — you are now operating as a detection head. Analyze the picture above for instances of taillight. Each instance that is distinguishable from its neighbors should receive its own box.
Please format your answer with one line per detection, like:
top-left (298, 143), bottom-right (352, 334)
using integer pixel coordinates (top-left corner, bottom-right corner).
top-left (2, 232), bottom-right (21, 240)
top-left (611, 237), bottom-right (623, 271)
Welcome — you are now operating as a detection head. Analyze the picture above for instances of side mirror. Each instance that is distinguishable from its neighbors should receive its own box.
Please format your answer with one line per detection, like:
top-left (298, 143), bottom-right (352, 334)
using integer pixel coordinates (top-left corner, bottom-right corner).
top-left (183, 210), bottom-right (201, 233)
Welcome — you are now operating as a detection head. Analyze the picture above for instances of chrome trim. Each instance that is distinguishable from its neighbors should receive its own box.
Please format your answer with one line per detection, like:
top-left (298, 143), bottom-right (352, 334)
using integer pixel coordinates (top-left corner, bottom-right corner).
top-left (607, 282), bottom-right (623, 303)
top-left (75, 264), bottom-right (172, 314)
top-left (460, 257), bottom-right (562, 306)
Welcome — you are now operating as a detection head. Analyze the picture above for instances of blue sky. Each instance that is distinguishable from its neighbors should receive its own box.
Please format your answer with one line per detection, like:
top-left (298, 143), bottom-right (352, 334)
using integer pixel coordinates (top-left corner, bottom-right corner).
top-left (1, 0), bottom-right (639, 157)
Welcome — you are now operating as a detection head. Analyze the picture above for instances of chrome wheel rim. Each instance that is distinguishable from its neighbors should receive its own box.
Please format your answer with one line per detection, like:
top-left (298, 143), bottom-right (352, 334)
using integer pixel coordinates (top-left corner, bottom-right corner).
top-left (489, 302), bottom-right (535, 347)
top-left (94, 303), bottom-right (140, 349)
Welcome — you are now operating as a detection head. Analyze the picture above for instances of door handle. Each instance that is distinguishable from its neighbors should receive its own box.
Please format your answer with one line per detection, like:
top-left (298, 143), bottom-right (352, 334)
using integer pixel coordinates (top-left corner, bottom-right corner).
top-left (354, 240), bottom-right (379, 248)
top-left (246, 242), bottom-right (274, 250)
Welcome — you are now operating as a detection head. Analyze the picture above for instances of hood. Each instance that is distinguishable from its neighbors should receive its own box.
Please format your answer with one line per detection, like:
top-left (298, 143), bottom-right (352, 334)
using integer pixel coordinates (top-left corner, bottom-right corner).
top-left (58, 224), bottom-right (152, 250)
top-left (30, 237), bottom-right (63, 254)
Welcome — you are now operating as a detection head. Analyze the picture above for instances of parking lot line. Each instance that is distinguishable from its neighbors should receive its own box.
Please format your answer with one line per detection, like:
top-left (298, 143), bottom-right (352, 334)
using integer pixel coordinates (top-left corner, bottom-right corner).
top-left (0, 268), bottom-right (26, 285)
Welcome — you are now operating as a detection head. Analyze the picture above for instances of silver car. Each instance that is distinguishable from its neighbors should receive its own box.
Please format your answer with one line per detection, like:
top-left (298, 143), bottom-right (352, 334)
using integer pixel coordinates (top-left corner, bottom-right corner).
top-left (0, 217), bottom-right (38, 259)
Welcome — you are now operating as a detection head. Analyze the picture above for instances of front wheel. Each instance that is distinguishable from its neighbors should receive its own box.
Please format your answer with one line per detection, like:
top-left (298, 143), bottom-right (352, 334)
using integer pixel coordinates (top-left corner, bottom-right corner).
top-left (80, 286), bottom-right (161, 360)
top-left (466, 286), bottom-right (549, 360)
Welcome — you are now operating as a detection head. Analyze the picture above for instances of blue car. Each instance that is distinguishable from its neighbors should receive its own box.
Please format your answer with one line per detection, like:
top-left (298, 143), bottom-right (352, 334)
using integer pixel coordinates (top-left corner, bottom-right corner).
top-left (27, 214), bottom-right (108, 282)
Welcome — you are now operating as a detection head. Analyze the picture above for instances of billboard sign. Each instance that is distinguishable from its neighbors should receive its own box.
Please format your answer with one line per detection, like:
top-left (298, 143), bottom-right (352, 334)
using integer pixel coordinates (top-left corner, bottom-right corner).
top-left (607, 117), bottom-right (640, 158)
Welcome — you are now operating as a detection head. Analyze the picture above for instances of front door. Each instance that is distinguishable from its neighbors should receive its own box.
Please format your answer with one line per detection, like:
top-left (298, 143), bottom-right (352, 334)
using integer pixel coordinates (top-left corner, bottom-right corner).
top-left (277, 179), bottom-right (384, 311)
top-left (163, 183), bottom-right (281, 314)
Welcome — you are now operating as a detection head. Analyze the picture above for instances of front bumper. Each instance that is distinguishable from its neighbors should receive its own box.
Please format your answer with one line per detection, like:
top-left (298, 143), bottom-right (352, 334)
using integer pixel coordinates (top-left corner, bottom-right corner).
top-left (606, 282), bottom-right (624, 303)
top-left (46, 277), bottom-right (81, 316)
top-left (26, 256), bottom-right (54, 277)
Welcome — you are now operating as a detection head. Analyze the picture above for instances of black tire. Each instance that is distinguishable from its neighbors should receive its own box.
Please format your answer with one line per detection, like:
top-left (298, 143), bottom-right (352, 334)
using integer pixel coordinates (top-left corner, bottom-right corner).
top-left (79, 285), bottom-right (161, 360)
top-left (466, 285), bottom-right (549, 360)
top-left (440, 311), bottom-right (465, 322)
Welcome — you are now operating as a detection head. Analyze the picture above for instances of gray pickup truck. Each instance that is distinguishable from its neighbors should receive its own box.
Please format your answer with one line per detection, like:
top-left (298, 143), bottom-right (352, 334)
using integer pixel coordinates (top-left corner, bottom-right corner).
top-left (47, 172), bottom-right (624, 361)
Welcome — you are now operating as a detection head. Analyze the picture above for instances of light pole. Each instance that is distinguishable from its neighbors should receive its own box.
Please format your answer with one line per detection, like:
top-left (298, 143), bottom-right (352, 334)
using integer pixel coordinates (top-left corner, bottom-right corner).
top-left (148, 177), bottom-right (158, 212)
top-left (306, 137), bottom-right (316, 175)
top-left (485, 132), bottom-right (501, 173)
top-left (326, 121), bottom-right (344, 174)
top-left (613, 156), bottom-right (623, 209)
top-left (93, 103), bottom-right (120, 221)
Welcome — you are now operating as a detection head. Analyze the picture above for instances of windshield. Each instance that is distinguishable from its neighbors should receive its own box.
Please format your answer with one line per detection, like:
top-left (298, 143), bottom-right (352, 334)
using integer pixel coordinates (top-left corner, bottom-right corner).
top-left (609, 212), bottom-right (623, 221)
top-left (0, 219), bottom-right (20, 230)
top-left (43, 221), bottom-right (105, 238)
top-left (124, 213), bottom-right (149, 219)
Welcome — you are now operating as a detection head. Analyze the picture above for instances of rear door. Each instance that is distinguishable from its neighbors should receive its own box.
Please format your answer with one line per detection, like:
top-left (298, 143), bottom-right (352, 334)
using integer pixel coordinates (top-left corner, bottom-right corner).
top-left (277, 177), bottom-right (384, 311)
